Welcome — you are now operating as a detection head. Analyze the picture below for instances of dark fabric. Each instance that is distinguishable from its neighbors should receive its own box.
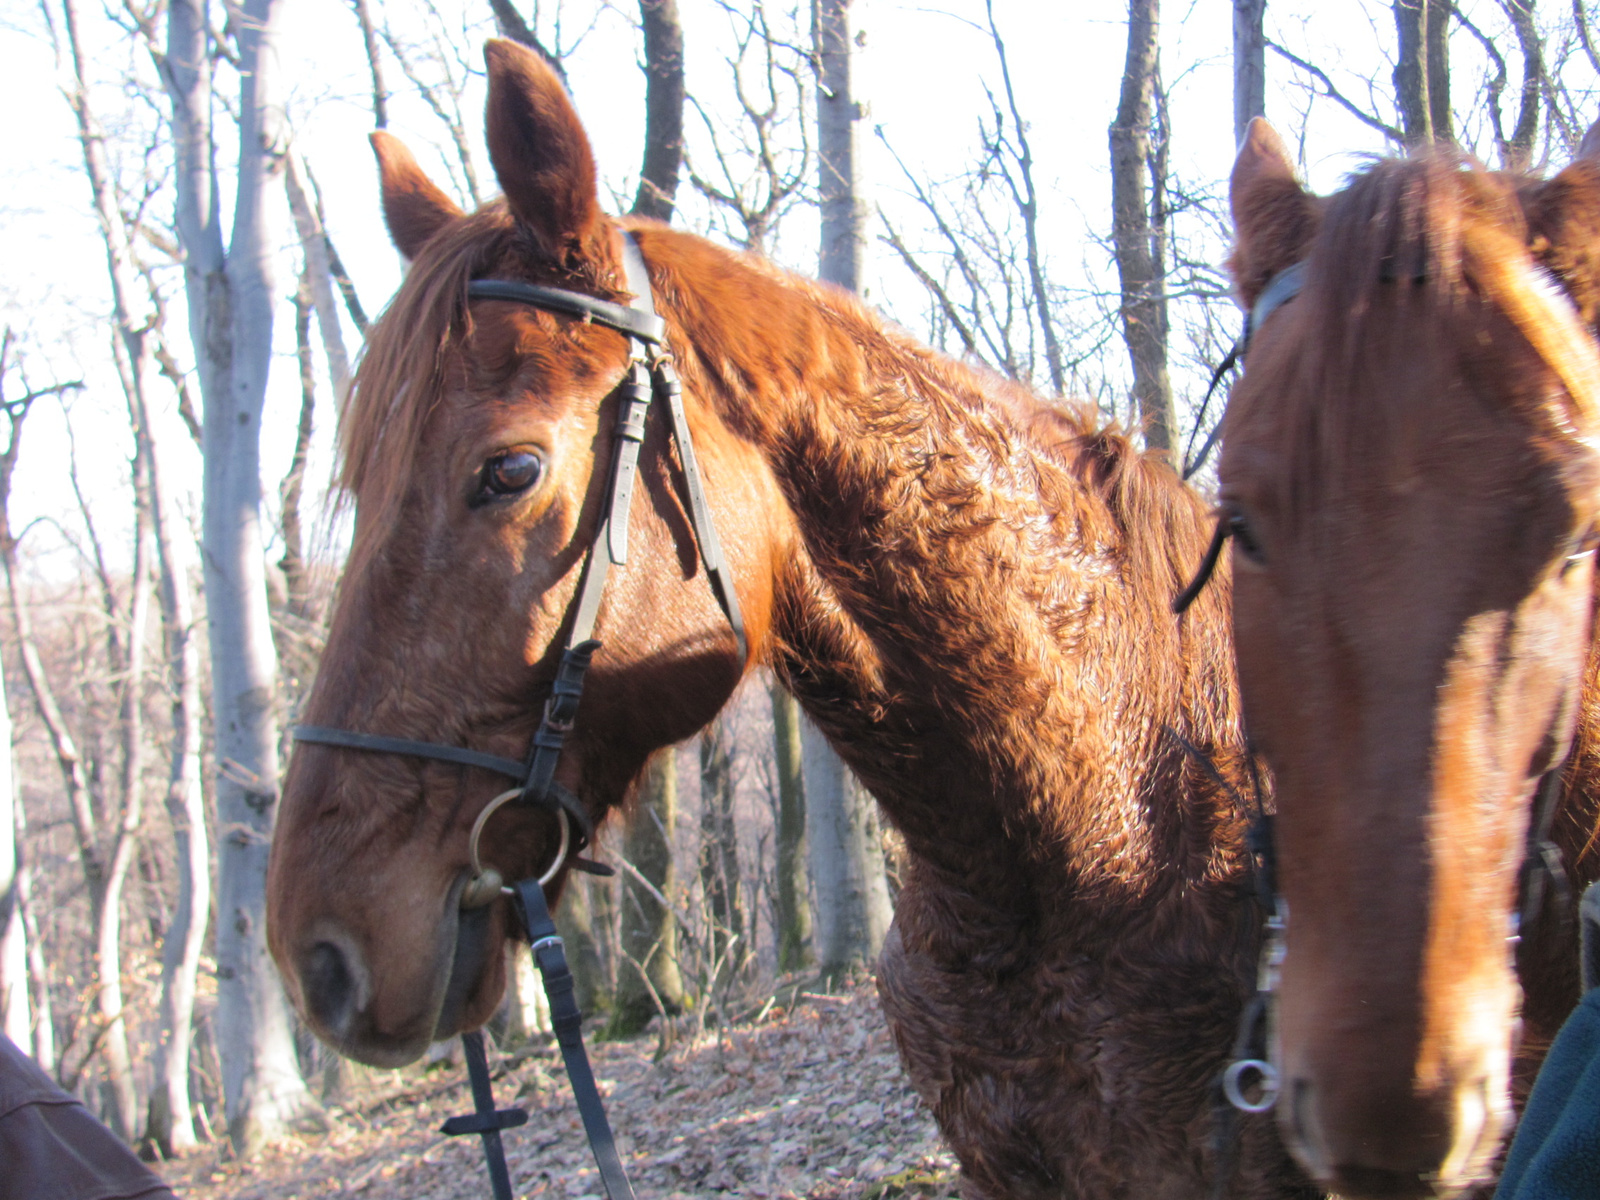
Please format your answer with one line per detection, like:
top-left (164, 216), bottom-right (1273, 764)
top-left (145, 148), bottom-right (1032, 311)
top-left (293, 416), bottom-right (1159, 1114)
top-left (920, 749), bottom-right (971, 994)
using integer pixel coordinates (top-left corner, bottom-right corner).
top-left (1497, 989), bottom-right (1600, 1198)
top-left (0, 1035), bottom-right (176, 1200)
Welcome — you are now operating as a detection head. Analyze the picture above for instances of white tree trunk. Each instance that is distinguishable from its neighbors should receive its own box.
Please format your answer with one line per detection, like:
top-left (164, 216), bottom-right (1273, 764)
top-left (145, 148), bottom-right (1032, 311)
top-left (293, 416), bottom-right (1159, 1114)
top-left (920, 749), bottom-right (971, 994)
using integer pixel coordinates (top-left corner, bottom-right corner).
top-left (0, 661), bottom-right (29, 1053)
top-left (816, 0), bottom-right (868, 292)
top-left (809, 0), bottom-right (892, 982)
top-left (284, 151), bottom-right (351, 407)
top-left (800, 720), bottom-right (891, 979)
top-left (1233, 0), bottom-right (1267, 146)
top-left (162, 0), bottom-right (311, 1154)
top-left (147, 439), bottom-right (208, 1155)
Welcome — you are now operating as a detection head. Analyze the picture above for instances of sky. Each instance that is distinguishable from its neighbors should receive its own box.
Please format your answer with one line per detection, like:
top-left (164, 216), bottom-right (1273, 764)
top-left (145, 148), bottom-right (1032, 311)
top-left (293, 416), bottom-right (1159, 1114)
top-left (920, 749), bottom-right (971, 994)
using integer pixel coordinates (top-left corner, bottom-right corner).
top-left (0, 0), bottom-right (1579, 580)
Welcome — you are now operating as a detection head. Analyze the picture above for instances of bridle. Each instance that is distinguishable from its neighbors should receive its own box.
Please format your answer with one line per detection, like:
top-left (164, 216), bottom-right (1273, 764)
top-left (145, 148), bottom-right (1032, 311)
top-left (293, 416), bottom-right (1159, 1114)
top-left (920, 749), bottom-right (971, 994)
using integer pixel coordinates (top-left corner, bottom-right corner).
top-left (1172, 261), bottom-right (1578, 1188)
top-left (295, 232), bottom-right (746, 894)
top-left (291, 232), bottom-right (748, 1200)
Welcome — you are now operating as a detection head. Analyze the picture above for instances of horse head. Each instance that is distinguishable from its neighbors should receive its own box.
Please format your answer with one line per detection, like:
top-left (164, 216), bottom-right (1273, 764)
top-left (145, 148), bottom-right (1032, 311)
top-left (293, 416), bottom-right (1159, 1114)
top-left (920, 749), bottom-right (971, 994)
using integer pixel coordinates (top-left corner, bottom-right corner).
top-left (1221, 119), bottom-right (1600, 1198)
top-left (266, 40), bottom-right (786, 1066)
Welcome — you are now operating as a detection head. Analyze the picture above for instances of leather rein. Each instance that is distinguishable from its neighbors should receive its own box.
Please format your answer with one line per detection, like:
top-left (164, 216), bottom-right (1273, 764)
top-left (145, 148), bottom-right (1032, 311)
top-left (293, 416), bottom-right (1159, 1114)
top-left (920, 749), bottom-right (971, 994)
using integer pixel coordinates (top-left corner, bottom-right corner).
top-left (292, 233), bottom-right (747, 1200)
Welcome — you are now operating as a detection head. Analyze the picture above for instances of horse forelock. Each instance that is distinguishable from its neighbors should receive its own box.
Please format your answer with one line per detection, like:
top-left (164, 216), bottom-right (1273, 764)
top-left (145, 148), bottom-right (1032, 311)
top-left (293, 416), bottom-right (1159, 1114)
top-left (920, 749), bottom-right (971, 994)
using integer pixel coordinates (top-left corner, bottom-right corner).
top-left (1236, 153), bottom-right (1600, 522)
top-left (339, 203), bottom-right (629, 568)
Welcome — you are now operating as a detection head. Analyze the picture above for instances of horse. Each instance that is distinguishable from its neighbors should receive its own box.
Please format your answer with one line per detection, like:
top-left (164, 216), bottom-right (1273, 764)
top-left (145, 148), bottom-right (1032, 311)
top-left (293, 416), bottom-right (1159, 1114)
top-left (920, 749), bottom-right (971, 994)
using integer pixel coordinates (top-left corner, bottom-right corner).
top-left (267, 40), bottom-right (1315, 1199)
top-left (1216, 119), bottom-right (1600, 1199)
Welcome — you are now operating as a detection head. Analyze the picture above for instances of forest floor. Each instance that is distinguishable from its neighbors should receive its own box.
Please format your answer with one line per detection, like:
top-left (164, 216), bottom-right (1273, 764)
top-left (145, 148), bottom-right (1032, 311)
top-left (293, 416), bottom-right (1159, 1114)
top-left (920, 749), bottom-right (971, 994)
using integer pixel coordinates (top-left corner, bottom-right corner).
top-left (153, 978), bottom-right (963, 1200)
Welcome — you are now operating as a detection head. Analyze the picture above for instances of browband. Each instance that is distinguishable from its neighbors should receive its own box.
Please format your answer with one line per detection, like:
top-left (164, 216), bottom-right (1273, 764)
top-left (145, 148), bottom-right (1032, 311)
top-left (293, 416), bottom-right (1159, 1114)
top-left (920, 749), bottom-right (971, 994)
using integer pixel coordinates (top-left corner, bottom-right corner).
top-left (467, 280), bottom-right (667, 345)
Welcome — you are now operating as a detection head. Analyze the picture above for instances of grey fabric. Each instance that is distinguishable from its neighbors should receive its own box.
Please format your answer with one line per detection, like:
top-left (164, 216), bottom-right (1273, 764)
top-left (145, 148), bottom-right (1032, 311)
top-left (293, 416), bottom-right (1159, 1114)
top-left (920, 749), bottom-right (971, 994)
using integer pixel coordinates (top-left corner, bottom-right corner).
top-left (0, 1035), bottom-right (176, 1200)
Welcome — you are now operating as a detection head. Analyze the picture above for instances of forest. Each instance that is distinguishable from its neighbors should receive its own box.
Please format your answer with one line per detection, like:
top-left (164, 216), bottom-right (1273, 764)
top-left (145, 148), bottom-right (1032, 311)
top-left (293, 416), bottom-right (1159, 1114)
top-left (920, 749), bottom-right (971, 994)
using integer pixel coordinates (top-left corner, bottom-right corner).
top-left (1, 0), bottom-right (1597, 1195)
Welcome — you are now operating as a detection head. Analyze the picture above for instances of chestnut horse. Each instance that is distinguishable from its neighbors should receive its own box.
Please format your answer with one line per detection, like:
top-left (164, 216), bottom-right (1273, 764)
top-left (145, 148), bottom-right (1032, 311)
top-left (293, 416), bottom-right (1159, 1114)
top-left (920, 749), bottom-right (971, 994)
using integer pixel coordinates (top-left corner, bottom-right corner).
top-left (1218, 120), bottom-right (1600, 1199)
top-left (269, 41), bottom-right (1313, 1199)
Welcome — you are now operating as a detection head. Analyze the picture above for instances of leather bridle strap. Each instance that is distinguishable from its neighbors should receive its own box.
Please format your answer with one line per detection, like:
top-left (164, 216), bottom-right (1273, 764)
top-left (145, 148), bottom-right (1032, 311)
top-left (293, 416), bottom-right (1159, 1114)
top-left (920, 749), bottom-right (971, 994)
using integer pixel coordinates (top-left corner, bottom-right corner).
top-left (1172, 260), bottom-right (1308, 613)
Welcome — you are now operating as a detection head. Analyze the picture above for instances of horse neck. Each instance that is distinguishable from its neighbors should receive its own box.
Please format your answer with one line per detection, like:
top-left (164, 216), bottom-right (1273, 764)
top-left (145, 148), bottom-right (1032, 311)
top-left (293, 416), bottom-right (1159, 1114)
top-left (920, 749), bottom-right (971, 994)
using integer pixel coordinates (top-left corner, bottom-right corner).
top-left (648, 228), bottom-right (1244, 905)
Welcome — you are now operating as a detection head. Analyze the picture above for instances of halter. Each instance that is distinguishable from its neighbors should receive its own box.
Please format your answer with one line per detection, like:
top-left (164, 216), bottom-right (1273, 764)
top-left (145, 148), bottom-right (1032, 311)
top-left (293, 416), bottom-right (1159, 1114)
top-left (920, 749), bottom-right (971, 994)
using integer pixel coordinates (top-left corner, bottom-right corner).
top-left (292, 232), bottom-right (748, 1200)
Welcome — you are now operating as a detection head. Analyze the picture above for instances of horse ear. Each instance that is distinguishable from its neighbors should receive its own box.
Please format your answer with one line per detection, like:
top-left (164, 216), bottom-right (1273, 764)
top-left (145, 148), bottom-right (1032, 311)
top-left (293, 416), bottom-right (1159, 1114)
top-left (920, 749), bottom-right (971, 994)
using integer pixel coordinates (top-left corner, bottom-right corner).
top-left (1526, 116), bottom-right (1600, 330)
top-left (483, 39), bottom-right (606, 270)
top-left (1228, 118), bottom-right (1319, 309)
top-left (370, 132), bottom-right (464, 261)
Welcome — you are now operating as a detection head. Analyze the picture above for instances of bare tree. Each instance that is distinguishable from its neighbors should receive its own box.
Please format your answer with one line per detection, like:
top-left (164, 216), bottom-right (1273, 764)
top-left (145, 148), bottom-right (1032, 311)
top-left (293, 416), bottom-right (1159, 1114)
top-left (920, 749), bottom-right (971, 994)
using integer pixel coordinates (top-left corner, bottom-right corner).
top-left (1395, 0), bottom-right (1455, 144)
top-left (610, 750), bottom-right (686, 1035)
top-left (154, 0), bottom-right (315, 1153)
top-left (1235, 0), bottom-right (1267, 144)
top-left (1110, 0), bottom-right (1177, 455)
top-left (769, 681), bottom-right (810, 973)
top-left (810, 0), bottom-right (893, 982)
top-left (633, 0), bottom-right (685, 222)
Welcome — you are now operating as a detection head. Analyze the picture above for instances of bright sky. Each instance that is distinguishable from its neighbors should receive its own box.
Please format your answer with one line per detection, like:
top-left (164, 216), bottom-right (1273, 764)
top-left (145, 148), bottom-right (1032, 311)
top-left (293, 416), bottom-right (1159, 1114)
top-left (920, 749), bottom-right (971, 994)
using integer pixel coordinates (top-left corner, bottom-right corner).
top-left (0, 0), bottom-right (1579, 578)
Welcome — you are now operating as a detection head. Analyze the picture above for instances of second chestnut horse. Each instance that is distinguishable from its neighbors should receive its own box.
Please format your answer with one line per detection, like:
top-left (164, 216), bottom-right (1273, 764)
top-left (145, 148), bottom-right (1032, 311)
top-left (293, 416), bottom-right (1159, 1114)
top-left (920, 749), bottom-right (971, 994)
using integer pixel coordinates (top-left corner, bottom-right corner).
top-left (1219, 120), bottom-right (1600, 1199)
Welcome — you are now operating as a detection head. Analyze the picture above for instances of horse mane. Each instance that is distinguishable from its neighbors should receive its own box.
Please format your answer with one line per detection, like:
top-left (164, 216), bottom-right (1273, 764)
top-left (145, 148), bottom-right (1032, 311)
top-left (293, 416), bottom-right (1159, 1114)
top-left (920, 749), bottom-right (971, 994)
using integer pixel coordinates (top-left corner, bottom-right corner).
top-left (343, 207), bottom-right (1216, 636)
top-left (1236, 151), bottom-right (1600, 523)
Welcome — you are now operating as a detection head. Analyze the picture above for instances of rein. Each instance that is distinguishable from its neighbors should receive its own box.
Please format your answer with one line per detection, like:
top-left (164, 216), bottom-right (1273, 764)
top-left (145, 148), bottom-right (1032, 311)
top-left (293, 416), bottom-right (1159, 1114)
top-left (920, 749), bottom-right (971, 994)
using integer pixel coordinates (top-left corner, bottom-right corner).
top-left (293, 232), bottom-right (749, 1199)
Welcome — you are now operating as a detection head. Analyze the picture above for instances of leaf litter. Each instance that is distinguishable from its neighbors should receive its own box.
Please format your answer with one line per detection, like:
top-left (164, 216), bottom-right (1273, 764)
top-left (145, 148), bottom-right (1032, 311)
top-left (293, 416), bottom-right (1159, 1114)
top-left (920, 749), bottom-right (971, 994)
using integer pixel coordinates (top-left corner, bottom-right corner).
top-left (155, 979), bottom-right (963, 1199)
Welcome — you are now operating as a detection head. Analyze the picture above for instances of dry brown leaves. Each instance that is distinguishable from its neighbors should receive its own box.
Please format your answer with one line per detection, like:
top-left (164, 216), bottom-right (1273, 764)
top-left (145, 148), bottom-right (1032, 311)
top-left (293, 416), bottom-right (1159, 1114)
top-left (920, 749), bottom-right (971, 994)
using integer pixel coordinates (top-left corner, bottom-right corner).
top-left (155, 980), bottom-right (963, 1200)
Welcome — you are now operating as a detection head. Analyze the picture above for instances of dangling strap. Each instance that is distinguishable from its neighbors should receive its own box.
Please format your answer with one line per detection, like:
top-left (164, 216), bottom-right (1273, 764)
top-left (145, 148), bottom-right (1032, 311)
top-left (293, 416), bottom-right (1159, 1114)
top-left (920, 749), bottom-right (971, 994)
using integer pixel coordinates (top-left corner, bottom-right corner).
top-left (617, 236), bottom-right (748, 662)
top-left (511, 877), bottom-right (637, 1200)
top-left (441, 1030), bottom-right (528, 1200)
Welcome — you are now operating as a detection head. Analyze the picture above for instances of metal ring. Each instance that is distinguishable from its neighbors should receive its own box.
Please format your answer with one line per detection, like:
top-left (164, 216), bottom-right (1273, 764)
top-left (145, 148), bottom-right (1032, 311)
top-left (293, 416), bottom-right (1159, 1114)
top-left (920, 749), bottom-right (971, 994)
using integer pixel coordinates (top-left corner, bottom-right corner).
top-left (466, 789), bottom-right (573, 888)
top-left (1222, 1057), bottom-right (1281, 1114)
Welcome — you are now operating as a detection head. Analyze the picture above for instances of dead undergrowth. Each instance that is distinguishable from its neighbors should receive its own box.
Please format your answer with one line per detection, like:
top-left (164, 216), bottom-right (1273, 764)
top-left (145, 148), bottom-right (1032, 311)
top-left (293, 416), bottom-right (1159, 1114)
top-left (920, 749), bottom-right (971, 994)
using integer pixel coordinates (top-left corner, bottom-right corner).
top-left (154, 979), bottom-right (962, 1199)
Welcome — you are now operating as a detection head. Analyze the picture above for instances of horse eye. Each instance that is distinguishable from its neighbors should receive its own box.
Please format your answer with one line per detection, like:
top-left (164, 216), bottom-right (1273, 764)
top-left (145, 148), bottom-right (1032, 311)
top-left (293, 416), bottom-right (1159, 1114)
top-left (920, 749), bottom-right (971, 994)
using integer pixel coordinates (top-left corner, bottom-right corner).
top-left (1228, 508), bottom-right (1267, 567)
top-left (479, 450), bottom-right (543, 501)
top-left (1561, 524), bottom-right (1598, 577)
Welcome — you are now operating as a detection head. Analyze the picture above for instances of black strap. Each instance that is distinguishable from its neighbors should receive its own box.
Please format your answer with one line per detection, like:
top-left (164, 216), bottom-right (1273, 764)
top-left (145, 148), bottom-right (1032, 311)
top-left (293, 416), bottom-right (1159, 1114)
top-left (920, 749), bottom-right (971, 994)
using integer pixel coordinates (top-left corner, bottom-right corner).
top-left (467, 279), bottom-right (667, 345)
top-left (442, 1030), bottom-right (528, 1200)
top-left (293, 726), bottom-right (527, 780)
top-left (1518, 765), bottom-right (1571, 935)
top-left (511, 878), bottom-right (637, 1200)
top-left (1172, 514), bottom-right (1232, 615)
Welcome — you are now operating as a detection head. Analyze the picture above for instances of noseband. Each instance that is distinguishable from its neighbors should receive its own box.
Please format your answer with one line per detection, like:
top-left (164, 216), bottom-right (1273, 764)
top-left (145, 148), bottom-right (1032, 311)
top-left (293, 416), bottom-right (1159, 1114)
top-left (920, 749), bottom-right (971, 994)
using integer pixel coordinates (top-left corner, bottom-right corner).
top-left (295, 233), bottom-right (747, 888)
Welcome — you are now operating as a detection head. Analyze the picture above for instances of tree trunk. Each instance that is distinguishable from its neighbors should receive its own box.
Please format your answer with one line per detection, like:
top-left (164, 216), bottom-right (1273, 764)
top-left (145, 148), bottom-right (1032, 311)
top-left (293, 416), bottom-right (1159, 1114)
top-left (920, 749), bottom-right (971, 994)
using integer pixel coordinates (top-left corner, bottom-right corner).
top-left (145, 409), bottom-right (209, 1155)
top-left (810, 0), bottom-right (892, 983)
top-left (698, 721), bottom-right (745, 979)
top-left (800, 720), bottom-right (891, 983)
top-left (632, 0), bottom-right (684, 223)
top-left (1233, 0), bottom-right (1266, 146)
top-left (0, 653), bottom-right (28, 1053)
top-left (1394, 0), bottom-right (1452, 145)
top-left (1426, 0), bottom-right (1452, 143)
top-left (610, 750), bottom-right (685, 1036)
top-left (554, 877), bottom-right (612, 1020)
top-left (817, 0), bottom-right (867, 291)
top-left (14, 797), bottom-right (51, 1073)
top-left (160, 0), bottom-right (313, 1154)
top-left (1110, 0), bottom-right (1176, 456)
top-left (1501, 0), bottom-right (1541, 169)
top-left (769, 682), bottom-right (811, 973)
top-left (284, 152), bottom-right (352, 408)
top-left (349, 0), bottom-right (388, 128)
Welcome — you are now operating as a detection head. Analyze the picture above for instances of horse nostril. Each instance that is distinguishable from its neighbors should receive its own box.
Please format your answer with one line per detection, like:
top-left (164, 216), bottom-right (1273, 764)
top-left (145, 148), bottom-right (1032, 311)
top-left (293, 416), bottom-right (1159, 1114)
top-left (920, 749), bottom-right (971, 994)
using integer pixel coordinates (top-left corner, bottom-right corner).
top-left (303, 940), bottom-right (362, 1037)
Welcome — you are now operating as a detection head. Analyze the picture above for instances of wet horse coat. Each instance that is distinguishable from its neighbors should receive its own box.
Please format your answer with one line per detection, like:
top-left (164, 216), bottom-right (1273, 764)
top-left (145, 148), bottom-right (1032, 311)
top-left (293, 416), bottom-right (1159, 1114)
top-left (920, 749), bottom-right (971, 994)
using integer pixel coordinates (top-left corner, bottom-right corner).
top-left (270, 41), bottom-right (1314, 1198)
